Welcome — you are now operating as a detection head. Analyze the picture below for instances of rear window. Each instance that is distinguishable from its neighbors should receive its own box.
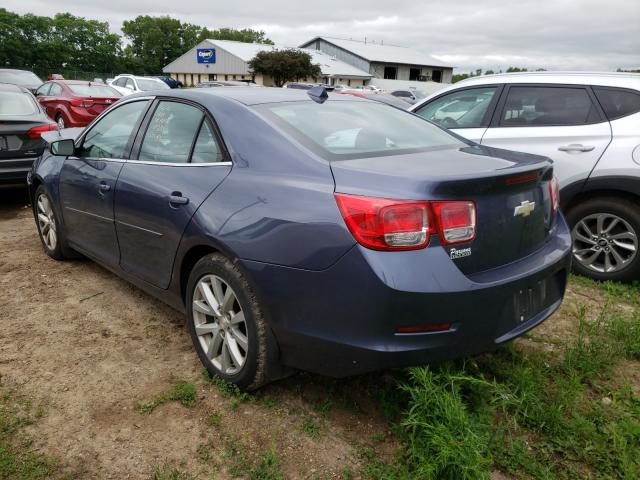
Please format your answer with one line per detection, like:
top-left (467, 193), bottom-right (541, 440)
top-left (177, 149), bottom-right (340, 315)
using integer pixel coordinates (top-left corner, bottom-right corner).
top-left (260, 101), bottom-right (464, 159)
top-left (0, 70), bottom-right (42, 87)
top-left (68, 84), bottom-right (121, 97)
top-left (593, 87), bottom-right (640, 120)
top-left (0, 91), bottom-right (37, 115)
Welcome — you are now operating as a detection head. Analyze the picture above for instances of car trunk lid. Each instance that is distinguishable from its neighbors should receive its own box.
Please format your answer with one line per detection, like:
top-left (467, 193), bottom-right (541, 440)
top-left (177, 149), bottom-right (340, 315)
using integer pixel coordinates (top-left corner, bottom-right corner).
top-left (331, 144), bottom-right (557, 274)
top-left (0, 119), bottom-right (51, 159)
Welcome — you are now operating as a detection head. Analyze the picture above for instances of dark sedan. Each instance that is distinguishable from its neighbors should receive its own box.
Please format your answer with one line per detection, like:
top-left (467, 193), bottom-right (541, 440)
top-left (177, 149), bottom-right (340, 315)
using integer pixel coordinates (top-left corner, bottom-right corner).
top-left (28, 88), bottom-right (571, 390)
top-left (0, 84), bottom-right (58, 185)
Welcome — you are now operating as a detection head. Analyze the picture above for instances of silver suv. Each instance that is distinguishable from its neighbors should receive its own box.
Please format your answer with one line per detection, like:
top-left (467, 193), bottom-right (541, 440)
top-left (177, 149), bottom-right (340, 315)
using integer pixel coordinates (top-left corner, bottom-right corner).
top-left (411, 72), bottom-right (640, 282)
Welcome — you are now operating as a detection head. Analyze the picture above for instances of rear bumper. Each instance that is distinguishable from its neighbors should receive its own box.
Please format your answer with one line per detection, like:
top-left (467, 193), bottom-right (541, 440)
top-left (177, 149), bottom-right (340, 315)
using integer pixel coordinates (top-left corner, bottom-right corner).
top-left (241, 215), bottom-right (572, 377)
top-left (0, 157), bottom-right (37, 185)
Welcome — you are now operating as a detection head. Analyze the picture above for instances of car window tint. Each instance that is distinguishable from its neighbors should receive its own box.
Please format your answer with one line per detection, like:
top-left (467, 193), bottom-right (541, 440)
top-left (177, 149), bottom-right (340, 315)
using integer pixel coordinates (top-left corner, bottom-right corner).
top-left (35, 83), bottom-right (51, 96)
top-left (191, 121), bottom-right (223, 163)
top-left (0, 91), bottom-right (37, 115)
top-left (593, 87), bottom-right (640, 120)
top-left (500, 86), bottom-right (599, 126)
top-left (416, 87), bottom-right (498, 128)
top-left (138, 101), bottom-right (203, 163)
top-left (49, 83), bottom-right (63, 96)
top-left (78, 100), bottom-right (149, 159)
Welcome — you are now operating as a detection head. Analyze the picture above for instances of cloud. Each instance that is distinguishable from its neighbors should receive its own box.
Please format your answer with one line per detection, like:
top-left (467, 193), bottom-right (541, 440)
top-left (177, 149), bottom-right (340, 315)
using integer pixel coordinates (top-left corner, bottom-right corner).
top-left (3, 0), bottom-right (639, 71)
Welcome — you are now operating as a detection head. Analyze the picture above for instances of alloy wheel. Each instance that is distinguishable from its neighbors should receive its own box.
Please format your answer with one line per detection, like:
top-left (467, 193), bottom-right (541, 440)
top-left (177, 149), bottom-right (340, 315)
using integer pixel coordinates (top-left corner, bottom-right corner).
top-left (36, 193), bottom-right (57, 251)
top-left (57, 116), bottom-right (65, 129)
top-left (192, 275), bottom-right (249, 375)
top-left (571, 213), bottom-right (638, 273)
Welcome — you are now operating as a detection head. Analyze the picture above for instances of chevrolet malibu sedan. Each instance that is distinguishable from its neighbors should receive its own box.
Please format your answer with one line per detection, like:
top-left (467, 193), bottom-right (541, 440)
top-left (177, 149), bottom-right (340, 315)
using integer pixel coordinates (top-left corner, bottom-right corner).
top-left (28, 88), bottom-right (571, 390)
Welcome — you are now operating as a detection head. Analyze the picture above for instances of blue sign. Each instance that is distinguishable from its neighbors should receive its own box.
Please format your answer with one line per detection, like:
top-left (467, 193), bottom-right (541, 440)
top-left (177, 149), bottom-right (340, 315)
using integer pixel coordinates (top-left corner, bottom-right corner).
top-left (197, 48), bottom-right (216, 64)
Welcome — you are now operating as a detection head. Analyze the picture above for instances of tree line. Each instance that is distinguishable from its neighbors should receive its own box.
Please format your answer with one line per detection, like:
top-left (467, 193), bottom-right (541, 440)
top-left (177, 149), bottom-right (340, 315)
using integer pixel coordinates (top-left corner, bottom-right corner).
top-left (0, 8), bottom-right (274, 77)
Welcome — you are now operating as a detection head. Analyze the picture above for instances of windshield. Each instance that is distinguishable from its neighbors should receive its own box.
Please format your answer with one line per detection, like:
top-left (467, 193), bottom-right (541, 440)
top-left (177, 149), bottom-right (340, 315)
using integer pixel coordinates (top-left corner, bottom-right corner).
top-left (0, 70), bottom-right (42, 87)
top-left (137, 78), bottom-right (170, 91)
top-left (261, 100), bottom-right (464, 159)
top-left (0, 91), bottom-right (37, 115)
top-left (69, 84), bottom-right (121, 97)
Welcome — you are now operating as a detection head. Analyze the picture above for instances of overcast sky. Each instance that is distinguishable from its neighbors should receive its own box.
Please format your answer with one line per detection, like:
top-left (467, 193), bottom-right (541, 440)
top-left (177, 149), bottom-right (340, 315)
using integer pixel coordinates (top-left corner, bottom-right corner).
top-left (4, 0), bottom-right (640, 72)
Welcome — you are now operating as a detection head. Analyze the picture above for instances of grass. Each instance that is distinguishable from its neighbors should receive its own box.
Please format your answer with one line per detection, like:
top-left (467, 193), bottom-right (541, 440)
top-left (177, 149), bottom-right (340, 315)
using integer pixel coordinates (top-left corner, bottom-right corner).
top-left (301, 417), bottom-right (321, 438)
top-left (224, 436), bottom-right (285, 480)
top-left (150, 464), bottom-right (196, 480)
top-left (358, 279), bottom-right (640, 479)
top-left (0, 388), bottom-right (71, 479)
top-left (135, 380), bottom-right (197, 414)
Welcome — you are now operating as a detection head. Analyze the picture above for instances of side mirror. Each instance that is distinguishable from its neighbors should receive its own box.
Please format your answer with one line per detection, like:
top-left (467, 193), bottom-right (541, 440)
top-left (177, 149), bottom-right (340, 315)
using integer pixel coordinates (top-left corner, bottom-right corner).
top-left (50, 139), bottom-right (75, 156)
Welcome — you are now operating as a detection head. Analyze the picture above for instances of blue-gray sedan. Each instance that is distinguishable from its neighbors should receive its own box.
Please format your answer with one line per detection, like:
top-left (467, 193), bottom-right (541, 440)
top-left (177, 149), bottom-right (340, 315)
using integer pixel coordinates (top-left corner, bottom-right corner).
top-left (28, 88), bottom-right (571, 389)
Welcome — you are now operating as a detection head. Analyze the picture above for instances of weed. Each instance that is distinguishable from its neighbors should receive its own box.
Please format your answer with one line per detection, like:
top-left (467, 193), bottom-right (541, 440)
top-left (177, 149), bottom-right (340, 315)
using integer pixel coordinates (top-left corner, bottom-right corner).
top-left (301, 417), bottom-right (321, 438)
top-left (150, 464), bottom-right (196, 480)
top-left (207, 411), bottom-right (222, 427)
top-left (135, 380), bottom-right (196, 414)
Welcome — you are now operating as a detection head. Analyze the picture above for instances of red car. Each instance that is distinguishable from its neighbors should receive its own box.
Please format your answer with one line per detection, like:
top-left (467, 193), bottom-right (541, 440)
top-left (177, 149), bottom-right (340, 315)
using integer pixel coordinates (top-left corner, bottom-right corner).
top-left (34, 80), bottom-right (122, 128)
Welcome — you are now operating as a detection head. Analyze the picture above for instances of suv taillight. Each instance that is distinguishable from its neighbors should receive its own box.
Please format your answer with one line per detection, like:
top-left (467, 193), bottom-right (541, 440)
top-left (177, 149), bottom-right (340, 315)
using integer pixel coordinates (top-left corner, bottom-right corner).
top-left (26, 123), bottom-right (59, 139)
top-left (549, 176), bottom-right (559, 213)
top-left (334, 194), bottom-right (476, 251)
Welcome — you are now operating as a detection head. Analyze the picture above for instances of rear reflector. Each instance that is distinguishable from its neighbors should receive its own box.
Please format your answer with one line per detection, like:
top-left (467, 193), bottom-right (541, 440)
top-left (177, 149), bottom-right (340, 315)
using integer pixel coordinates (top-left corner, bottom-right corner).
top-left (26, 123), bottom-right (59, 139)
top-left (334, 194), bottom-right (476, 251)
top-left (396, 322), bottom-right (452, 334)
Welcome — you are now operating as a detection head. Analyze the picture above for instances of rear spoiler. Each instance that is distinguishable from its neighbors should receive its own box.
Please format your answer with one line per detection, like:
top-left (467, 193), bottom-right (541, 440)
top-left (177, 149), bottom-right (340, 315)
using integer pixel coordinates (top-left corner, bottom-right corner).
top-left (41, 127), bottom-right (84, 144)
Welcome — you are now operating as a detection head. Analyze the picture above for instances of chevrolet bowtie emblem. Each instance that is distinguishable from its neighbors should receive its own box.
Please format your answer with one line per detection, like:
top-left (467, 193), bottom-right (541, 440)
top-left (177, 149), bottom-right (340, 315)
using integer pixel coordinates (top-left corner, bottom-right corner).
top-left (514, 200), bottom-right (536, 217)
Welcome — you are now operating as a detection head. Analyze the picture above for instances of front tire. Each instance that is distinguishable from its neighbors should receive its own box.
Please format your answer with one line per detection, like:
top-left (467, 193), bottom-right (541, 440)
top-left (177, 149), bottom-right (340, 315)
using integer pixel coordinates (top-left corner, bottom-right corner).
top-left (34, 185), bottom-right (70, 260)
top-left (186, 254), bottom-right (271, 390)
top-left (566, 196), bottom-right (640, 282)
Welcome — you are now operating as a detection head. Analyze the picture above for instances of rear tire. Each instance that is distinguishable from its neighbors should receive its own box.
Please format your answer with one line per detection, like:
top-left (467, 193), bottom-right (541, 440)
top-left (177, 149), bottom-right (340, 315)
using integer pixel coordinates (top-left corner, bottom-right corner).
top-left (56, 113), bottom-right (65, 129)
top-left (566, 196), bottom-right (640, 282)
top-left (185, 253), bottom-right (273, 390)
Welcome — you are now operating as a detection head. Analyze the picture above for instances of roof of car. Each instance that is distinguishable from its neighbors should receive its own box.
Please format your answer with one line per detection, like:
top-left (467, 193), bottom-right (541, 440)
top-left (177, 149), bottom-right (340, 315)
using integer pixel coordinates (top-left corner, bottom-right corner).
top-left (455, 71), bottom-right (640, 89)
top-left (152, 86), bottom-right (367, 106)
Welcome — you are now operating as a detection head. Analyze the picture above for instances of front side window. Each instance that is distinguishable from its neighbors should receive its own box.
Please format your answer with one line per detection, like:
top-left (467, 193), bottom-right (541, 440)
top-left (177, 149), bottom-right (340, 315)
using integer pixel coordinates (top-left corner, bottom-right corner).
top-left (262, 100), bottom-right (464, 159)
top-left (35, 83), bottom-right (52, 96)
top-left (125, 78), bottom-right (135, 90)
top-left (499, 86), bottom-right (600, 126)
top-left (415, 87), bottom-right (498, 128)
top-left (593, 87), bottom-right (640, 120)
top-left (48, 83), bottom-right (63, 96)
top-left (78, 100), bottom-right (149, 159)
top-left (138, 101), bottom-right (203, 163)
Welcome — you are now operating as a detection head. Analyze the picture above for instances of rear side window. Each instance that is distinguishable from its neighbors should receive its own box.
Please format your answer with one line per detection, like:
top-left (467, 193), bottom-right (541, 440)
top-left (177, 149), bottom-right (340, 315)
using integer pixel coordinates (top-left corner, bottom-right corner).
top-left (78, 100), bottom-right (150, 159)
top-left (499, 86), bottom-right (600, 126)
top-left (0, 91), bottom-right (37, 115)
top-left (593, 87), bottom-right (640, 120)
top-left (35, 83), bottom-right (51, 96)
top-left (415, 87), bottom-right (498, 128)
top-left (191, 121), bottom-right (224, 163)
top-left (138, 101), bottom-right (203, 163)
top-left (48, 83), bottom-right (63, 96)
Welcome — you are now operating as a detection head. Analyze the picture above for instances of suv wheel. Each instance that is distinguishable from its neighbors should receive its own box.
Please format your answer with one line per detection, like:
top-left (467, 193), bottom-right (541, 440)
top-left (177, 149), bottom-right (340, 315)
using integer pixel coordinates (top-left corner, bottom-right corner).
top-left (567, 197), bottom-right (640, 282)
top-left (185, 254), bottom-right (272, 390)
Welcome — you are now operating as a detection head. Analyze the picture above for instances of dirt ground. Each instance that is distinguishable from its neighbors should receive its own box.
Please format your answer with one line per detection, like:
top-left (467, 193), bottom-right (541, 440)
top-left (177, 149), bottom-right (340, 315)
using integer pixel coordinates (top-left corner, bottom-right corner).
top-left (0, 187), bottom-right (635, 479)
top-left (0, 188), bottom-right (396, 479)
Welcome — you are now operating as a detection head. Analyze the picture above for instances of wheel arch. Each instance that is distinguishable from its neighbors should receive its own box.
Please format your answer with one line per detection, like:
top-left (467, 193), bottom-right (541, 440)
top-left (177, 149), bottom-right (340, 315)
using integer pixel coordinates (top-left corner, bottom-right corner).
top-left (562, 176), bottom-right (640, 213)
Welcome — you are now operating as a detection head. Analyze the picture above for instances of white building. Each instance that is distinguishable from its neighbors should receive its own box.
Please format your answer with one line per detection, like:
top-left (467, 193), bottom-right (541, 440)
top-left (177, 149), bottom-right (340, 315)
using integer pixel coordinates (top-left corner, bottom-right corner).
top-left (162, 39), bottom-right (372, 87)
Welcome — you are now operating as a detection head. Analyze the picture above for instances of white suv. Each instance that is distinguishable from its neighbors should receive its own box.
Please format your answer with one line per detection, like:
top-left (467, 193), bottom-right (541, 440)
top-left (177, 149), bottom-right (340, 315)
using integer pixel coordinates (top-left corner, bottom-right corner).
top-left (411, 72), bottom-right (640, 281)
top-left (108, 74), bottom-right (169, 96)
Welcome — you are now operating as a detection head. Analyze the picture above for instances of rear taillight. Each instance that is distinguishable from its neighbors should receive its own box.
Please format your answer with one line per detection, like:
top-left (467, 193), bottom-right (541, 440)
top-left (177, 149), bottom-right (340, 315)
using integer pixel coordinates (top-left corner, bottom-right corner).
top-left (26, 123), bottom-right (59, 139)
top-left (334, 194), bottom-right (476, 251)
top-left (549, 176), bottom-right (559, 213)
top-left (70, 98), bottom-right (94, 108)
top-left (432, 201), bottom-right (476, 245)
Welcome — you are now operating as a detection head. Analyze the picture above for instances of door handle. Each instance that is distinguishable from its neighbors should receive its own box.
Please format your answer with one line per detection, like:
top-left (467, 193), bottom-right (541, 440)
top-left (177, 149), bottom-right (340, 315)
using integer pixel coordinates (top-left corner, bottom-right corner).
top-left (98, 182), bottom-right (111, 192)
top-left (169, 192), bottom-right (189, 206)
top-left (558, 144), bottom-right (595, 153)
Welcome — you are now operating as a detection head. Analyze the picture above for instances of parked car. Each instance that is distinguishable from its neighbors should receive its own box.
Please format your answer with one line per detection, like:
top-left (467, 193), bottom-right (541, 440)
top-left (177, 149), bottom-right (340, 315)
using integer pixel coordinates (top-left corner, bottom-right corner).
top-left (411, 72), bottom-right (640, 281)
top-left (196, 80), bottom-right (251, 88)
top-left (157, 75), bottom-right (183, 89)
top-left (0, 68), bottom-right (43, 93)
top-left (108, 74), bottom-right (169, 96)
top-left (28, 88), bottom-right (571, 389)
top-left (0, 84), bottom-right (57, 185)
top-left (390, 89), bottom-right (427, 105)
top-left (34, 80), bottom-right (122, 128)
top-left (335, 89), bottom-right (411, 109)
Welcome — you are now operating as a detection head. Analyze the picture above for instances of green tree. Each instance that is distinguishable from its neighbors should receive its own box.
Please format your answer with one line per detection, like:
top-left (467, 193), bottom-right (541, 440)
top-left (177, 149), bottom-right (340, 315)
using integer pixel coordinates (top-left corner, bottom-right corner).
top-left (200, 27), bottom-right (273, 44)
top-left (248, 49), bottom-right (321, 87)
